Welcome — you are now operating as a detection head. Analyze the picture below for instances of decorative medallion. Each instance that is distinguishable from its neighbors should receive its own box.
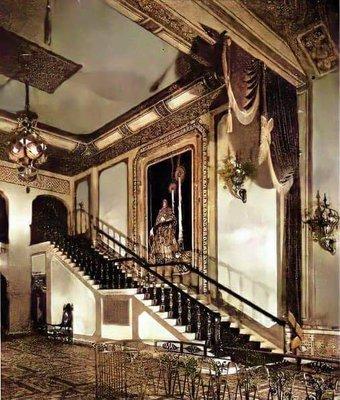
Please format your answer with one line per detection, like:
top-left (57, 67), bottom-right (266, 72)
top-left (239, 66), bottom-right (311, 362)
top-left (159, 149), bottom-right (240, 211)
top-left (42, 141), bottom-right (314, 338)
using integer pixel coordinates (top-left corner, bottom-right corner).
top-left (298, 23), bottom-right (338, 75)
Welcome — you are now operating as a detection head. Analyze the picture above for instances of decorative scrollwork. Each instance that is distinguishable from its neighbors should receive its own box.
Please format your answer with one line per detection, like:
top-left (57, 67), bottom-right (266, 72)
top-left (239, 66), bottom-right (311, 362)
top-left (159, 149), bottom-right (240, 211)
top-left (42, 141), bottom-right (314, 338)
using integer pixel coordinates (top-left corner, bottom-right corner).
top-left (184, 345), bottom-right (202, 354)
top-left (162, 342), bottom-right (179, 352)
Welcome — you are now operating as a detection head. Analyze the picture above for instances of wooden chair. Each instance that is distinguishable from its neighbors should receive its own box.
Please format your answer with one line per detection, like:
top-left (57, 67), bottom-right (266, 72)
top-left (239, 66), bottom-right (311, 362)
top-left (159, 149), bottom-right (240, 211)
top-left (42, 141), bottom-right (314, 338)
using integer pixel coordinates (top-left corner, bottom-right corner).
top-left (46, 303), bottom-right (73, 343)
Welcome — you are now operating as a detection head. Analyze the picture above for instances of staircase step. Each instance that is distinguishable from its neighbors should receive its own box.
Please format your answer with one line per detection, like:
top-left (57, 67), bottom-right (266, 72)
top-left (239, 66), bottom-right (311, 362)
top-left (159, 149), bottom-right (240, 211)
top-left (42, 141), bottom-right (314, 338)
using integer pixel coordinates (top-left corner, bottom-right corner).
top-left (260, 341), bottom-right (277, 350)
top-left (164, 318), bottom-right (177, 326)
top-left (182, 332), bottom-right (196, 341)
top-left (229, 321), bottom-right (239, 329)
top-left (156, 312), bottom-right (168, 319)
top-left (173, 325), bottom-right (187, 333)
top-left (148, 305), bottom-right (160, 312)
top-left (99, 288), bottom-right (138, 295)
top-left (141, 299), bottom-right (153, 306)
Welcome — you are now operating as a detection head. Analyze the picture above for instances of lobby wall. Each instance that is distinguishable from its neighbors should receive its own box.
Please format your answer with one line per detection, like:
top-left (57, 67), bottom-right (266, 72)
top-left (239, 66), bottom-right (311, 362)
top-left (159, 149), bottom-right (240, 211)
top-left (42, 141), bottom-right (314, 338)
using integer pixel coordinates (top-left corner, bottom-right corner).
top-left (99, 161), bottom-right (128, 235)
top-left (309, 71), bottom-right (339, 329)
top-left (0, 177), bottom-right (72, 333)
top-left (215, 114), bottom-right (279, 326)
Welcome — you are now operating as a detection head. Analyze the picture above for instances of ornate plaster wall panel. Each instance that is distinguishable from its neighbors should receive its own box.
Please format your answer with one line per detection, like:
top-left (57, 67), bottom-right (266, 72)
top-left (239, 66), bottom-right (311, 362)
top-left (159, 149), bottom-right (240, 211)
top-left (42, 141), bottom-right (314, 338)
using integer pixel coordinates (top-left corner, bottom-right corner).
top-left (0, 164), bottom-right (70, 195)
top-left (302, 330), bottom-right (340, 358)
top-left (0, 27), bottom-right (81, 93)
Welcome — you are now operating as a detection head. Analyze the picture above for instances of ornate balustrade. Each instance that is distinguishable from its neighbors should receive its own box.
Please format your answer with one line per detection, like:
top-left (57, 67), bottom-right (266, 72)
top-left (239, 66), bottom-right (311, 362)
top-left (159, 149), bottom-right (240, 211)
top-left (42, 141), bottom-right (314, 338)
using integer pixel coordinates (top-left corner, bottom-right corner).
top-left (74, 207), bottom-right (288, 353)
top-left (48, 225), bottom-right (223, 350)
top-left (94, 341), bottom-right (340, 400)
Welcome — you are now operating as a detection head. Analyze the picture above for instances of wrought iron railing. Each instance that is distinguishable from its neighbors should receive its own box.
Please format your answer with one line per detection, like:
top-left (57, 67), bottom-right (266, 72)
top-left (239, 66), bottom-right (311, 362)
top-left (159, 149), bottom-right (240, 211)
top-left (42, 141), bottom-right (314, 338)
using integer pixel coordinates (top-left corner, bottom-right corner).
top-left (94, 341), bottom-right (340, 400)
top-left (75, 207), bottom-right (288, 350)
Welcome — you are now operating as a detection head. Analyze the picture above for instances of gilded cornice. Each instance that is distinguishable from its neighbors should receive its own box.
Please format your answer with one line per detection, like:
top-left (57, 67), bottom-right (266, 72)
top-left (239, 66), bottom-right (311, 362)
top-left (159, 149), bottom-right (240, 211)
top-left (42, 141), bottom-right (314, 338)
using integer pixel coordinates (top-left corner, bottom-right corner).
top-left (105, 0), bottom-right (306, 86)
top-left (0, 72), bottom-right (224, 176)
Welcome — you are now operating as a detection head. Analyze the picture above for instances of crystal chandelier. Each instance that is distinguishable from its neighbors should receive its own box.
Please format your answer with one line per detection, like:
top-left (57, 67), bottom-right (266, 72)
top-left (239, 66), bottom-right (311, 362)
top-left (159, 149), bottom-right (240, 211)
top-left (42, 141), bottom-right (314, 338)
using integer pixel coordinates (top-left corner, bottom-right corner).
top-left (8, 82), bottom-right (47, 183)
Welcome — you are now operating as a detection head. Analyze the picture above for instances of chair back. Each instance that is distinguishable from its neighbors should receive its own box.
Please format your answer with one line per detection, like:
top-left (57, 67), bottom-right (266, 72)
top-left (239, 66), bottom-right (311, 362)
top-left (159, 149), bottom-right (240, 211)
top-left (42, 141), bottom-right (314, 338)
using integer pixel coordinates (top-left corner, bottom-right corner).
top-left (60, 303), bottom-right (73, 328)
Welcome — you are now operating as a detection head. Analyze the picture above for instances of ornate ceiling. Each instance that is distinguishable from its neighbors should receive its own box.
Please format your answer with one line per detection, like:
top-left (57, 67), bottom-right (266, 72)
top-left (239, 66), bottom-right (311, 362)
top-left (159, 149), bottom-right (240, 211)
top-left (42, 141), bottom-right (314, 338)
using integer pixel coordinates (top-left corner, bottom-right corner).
top-left (0, 0), bottom-right (192, 134)
top-left (240, 0), bottom-right (338, 77)
top-left (0, 0), bottom-right (338, 177)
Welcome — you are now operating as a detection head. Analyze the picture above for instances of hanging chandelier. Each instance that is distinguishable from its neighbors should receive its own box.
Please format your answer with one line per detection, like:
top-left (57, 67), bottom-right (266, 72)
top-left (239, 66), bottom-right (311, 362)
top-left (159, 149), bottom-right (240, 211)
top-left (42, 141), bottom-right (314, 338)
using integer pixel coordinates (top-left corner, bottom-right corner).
top-left (8, 81), bottom-right (47, 183)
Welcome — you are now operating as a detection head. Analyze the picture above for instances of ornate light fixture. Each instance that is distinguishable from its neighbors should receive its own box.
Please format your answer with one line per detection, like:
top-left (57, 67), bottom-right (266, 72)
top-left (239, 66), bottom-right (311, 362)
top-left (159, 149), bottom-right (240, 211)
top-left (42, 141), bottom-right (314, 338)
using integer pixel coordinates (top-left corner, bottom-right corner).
top-left (8, 81), bottom-right (47, 183)
top-left (305, 191), bottom-right (339, 255)
top-left (218, 156), bottom-right (256, 203)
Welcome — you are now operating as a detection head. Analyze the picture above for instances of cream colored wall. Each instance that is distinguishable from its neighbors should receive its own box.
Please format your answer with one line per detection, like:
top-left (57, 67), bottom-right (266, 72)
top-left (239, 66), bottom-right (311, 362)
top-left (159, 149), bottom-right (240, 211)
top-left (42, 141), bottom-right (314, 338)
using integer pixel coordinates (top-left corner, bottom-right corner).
top-left (100, 295), bottom-right (180, 342)
top-left (311, 71), bottom-right (339, 328)
top-left (216, 116), bottom-right (279, 326)
top-left (76, 179), bottom-right (89, 212)
top-left (50, 257), bottom-right (96, 336)
top-left (31, 253), bottom-right (46, 274)
top-left (99, 161), bottom-right (128, 235)
top-left (0, 179), bottom-right (71, 333)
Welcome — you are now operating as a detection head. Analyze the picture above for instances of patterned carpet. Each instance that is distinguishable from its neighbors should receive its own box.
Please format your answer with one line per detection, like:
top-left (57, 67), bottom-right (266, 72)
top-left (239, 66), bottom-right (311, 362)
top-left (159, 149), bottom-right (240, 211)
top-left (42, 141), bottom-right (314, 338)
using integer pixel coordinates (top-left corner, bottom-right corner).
top-left (1, 335), bottom-right (96, 400)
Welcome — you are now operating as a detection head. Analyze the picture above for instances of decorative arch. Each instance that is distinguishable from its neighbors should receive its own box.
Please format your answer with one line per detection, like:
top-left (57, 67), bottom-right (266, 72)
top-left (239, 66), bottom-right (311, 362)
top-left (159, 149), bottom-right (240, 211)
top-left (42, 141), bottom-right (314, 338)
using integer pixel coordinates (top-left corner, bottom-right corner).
top-left (30, 195), bottom-right (68, 245)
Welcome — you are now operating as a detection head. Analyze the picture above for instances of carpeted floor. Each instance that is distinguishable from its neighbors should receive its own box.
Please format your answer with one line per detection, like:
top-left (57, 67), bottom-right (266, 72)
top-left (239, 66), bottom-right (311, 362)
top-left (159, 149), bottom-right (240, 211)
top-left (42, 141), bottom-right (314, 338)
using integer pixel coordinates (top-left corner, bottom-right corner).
top-left (1, 335), bottom-right (96, 400)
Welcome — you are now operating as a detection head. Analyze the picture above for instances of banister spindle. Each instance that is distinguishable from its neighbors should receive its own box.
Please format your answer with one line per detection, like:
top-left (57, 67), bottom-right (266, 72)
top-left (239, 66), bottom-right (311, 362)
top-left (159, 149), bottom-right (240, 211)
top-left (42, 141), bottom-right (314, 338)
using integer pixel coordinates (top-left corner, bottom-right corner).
top-left (168, 288), bottom-right (174, 318)
top-left (196, 304), bottom-right (203, 341)
top-left (160, 284), bottom-right (166, 312)
top-left (206, 313), bottom-right (213, 348)
top-left (144, 275), bottom-right (151, 300)
top-left (186, 298), bottom-right (192, 333)
top-left (177, 292), bottom-right (183, 325)
top-left (214, 314), bottom-right (222, 355)
top-left (152, 282), bottom-right (158, 305)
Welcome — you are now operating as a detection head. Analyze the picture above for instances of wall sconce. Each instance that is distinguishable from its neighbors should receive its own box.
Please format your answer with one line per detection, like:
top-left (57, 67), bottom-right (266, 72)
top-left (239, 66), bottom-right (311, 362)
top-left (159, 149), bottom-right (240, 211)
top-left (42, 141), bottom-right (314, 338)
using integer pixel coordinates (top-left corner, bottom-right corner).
top-left (218, 156), bottom-right (256, 203)
top-left (304, 191), bottom-right (339, 255)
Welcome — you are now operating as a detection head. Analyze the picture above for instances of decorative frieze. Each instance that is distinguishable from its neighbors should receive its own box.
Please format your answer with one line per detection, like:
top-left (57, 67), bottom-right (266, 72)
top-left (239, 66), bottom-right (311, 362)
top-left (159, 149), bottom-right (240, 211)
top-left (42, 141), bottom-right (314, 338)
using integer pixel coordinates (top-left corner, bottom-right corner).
top-left (0, 164), bottom-right (70, 195)
top-left (302, 329), bottom-right (340, 358)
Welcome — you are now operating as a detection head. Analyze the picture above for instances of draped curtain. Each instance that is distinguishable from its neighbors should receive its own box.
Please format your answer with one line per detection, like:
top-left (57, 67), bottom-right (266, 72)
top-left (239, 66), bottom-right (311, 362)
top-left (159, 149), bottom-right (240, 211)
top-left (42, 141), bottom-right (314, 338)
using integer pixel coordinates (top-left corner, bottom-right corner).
top-left (265, 70), bottom-right (302, 323)
top-left (220, 35), bottom-right (302, 325)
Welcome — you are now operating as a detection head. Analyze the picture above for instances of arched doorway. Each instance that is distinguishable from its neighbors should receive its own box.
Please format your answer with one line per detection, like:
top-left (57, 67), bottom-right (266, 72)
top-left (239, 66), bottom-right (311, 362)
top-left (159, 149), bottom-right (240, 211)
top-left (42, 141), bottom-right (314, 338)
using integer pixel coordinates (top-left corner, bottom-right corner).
top-left (30, 195), bottom-right (68, 245)
top-left (0, 192), bottom-right (9, 249)
top-left (1, 273), bottom-right (9, 338)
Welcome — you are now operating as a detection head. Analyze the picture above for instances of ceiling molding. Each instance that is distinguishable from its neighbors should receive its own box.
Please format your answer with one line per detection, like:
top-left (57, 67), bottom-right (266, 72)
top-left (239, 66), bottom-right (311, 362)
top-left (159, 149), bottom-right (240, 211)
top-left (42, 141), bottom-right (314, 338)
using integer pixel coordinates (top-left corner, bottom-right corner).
top-left (105, 0), bottom-right (213, 66)
top-left (0, 111), bottom-right (79, 152)
top-left (0, 72), bottom-right (224, 176)
top-left (105, 0), bottom-right (306, 86)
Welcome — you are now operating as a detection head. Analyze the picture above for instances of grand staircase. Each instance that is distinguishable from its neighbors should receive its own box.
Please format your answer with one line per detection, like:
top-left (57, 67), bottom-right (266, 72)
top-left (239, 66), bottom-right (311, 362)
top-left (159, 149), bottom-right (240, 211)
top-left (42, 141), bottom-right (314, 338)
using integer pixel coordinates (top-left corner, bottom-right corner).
top-left (46, 212), bottom-right (285, 362)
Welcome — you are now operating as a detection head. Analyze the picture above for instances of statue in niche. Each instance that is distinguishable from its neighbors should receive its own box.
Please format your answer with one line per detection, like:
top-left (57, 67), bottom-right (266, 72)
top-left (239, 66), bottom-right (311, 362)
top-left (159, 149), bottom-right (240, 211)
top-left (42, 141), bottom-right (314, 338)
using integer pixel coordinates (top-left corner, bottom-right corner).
top-left (149, 199), bottom-right (179, 263)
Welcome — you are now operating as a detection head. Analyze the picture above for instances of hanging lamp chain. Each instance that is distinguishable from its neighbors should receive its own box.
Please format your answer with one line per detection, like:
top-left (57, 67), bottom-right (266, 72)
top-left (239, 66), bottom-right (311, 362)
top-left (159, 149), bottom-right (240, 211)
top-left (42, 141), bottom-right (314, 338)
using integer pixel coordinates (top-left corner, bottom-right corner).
top-left (25, 81), bottom-right (30, 113)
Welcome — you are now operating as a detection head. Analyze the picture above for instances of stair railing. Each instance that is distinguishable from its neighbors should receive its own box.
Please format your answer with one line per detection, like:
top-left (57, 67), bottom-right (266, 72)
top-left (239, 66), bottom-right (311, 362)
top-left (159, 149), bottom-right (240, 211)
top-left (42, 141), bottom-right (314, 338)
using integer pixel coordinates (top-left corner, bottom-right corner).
top-left (75, 208), bottom-right (288, 352)
top-left (75, 207), bottom-right (222, 349)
